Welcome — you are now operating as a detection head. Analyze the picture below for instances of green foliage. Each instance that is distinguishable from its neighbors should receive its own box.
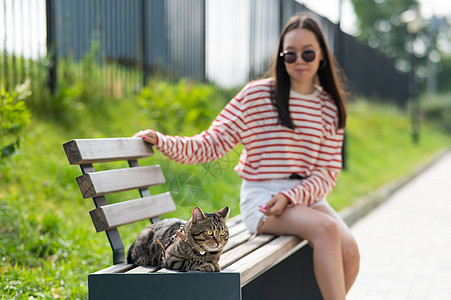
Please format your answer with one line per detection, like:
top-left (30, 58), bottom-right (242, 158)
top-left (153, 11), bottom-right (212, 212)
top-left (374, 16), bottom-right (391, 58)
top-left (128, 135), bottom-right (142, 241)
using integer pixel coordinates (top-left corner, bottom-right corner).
top-left (138, 79), bottom-right (227, 135)
top-left (1, 203), bottom-right (64, 265)
top-left (436, 56), bottom-right (451, 92)
top-left (25, 41), bottom-right (112, 127)
top-left (0, 87), bottom-right (31, 162)
top-left (0, 201), bottom-right (100, 299)
top-left (351, 0), bottom-right (417, 59)
top-left (349, 0), bottom-right (451, 92)
top-left (420, 92), bottom-right (451, 133)
top-left (59, 40), bottom-right (106, 111)
top-left (329, 99), bottom-right (451, 208)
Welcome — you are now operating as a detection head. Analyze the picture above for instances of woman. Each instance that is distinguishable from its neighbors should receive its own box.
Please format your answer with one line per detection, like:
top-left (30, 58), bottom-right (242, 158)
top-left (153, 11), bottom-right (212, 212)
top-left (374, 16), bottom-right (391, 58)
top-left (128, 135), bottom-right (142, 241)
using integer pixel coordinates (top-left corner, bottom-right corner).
top-left (134, 14), bottom-right (359, 299)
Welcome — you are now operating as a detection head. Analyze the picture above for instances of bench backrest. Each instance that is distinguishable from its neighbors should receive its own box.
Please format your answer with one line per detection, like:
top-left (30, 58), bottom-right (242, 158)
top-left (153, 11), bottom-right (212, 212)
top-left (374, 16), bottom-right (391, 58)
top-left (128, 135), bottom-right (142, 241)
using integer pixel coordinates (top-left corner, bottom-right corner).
top-left (63, 138), bottom-right (176, 264)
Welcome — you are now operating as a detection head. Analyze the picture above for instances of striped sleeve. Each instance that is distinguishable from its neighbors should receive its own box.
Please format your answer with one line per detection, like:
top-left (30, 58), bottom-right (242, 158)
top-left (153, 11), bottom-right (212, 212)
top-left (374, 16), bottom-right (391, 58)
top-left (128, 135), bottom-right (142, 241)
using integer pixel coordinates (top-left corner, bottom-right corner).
top-left (153, 96), bottom-right (245, 164)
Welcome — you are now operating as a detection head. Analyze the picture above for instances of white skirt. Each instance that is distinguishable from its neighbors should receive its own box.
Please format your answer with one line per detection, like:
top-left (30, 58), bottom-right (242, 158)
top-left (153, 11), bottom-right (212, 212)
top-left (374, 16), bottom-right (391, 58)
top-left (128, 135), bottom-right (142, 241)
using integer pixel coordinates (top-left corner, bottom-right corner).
top-left (240, 179), bottom-right (331, 233)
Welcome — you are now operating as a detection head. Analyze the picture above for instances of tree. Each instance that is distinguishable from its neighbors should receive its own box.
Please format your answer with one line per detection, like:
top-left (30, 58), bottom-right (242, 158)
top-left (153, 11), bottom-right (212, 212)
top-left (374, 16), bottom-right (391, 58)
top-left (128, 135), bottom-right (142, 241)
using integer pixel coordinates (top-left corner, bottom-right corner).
top-left (350, 0), bottom-right (450, 92)
top-left (351, 0), bottom-right (419, 63)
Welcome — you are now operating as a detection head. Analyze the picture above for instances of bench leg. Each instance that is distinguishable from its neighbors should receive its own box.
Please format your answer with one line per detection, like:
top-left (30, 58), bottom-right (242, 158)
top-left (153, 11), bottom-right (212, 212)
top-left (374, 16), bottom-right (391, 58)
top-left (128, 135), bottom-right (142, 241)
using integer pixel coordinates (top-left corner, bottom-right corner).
top-left (242, 244), bottom-right (322, 300)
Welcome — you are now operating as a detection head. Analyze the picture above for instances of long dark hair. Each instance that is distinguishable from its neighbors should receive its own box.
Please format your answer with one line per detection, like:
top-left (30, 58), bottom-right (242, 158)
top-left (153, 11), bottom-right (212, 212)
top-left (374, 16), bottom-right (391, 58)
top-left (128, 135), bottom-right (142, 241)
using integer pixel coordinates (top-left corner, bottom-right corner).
top-left (269, 14), bottom-right (347, 130)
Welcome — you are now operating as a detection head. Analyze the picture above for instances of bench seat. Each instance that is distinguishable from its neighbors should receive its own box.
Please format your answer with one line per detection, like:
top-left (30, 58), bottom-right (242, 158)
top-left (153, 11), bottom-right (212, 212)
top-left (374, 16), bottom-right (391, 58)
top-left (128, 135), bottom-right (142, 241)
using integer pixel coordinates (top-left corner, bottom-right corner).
top-left (88, 215), bottom-right (321, 299)
top-left (91, 215), bottom-right (301, 281)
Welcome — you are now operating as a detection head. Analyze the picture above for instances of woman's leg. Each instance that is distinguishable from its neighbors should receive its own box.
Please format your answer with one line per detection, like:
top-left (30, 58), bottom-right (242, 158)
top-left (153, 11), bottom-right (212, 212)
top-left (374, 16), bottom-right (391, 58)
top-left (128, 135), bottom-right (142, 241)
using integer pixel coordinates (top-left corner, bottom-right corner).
top-left (260, 205), bottom-right (346, 300)
top-left (312, 205), bottom-right (360, 293)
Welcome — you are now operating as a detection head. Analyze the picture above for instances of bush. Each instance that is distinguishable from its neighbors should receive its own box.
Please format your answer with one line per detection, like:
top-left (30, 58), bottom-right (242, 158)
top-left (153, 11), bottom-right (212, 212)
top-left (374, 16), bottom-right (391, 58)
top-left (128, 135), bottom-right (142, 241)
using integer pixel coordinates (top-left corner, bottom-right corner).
top-left (137, 79), bottom-right (228, 135)
top-left (421, 93), bottom-right (451, 133)
top-left (27, 42), bottom-right (109, 126)
top-left (0, 86), bottom-right (31, 162)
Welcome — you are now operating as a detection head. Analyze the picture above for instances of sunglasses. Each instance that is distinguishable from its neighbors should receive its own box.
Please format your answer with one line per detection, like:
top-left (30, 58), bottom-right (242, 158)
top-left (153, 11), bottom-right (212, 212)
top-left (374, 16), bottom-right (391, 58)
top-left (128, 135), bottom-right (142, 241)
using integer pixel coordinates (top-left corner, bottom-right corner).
top-left (279, 50), bottom-right (317, 63)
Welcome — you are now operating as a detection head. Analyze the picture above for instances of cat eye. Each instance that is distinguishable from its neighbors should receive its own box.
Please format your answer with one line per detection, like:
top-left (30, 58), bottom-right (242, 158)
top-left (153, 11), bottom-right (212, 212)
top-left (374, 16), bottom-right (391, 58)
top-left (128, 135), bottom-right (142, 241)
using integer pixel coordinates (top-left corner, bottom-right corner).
top-left (207, 230), bottom-right (213, 236)
top-left (220, 231), bottom-right (226, 236)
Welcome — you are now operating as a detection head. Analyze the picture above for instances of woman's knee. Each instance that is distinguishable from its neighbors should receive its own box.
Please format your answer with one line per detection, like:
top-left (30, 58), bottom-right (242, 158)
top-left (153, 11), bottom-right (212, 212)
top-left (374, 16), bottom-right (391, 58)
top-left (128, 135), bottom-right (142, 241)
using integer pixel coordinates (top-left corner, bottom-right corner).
top-left (309, 215), bottom-right (340, 246)
top-left (343, 235), bottom-right (360, 270)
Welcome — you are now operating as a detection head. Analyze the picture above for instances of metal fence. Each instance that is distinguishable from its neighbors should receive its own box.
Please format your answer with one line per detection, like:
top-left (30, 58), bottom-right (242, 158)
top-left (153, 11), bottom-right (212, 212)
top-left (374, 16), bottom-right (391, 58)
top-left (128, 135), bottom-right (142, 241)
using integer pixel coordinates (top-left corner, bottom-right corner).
top-left (1, 0), bottom-right (410, 106)
top-left (1, 0), bottom-right (47, 93)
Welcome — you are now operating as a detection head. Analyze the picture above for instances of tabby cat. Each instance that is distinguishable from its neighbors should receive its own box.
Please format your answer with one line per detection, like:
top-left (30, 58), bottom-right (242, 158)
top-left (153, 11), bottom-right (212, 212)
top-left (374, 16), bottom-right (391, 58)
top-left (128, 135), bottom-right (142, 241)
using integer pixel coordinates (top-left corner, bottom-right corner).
top-left (127, 206), bottom-right (229, 272)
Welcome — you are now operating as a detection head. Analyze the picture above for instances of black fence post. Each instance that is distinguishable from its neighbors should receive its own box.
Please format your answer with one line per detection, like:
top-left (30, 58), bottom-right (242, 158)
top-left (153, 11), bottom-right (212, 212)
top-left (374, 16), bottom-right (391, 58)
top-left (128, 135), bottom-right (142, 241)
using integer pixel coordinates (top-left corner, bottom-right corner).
top-left (409, 63), bottom-right (420, 145)
top-left (342, 131), bottom-right (347, 170)
top-left (2, 0), bottom-right (9, 91)
top-left (201, 0), bottom-right (206, 82)
top-left (46, 0), bottom-right (57, 95)
top-left (141, 0), bottom-right (148, 87)
top-left (334, 24), bottom-right (347, 170)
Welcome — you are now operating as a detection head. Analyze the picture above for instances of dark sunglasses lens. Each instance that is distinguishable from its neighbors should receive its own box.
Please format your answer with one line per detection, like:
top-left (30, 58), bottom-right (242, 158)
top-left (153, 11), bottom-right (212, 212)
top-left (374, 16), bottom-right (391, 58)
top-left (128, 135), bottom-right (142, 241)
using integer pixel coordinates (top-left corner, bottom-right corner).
top-left (283, 52), bottom-right (297, 63)
top-left (301, 50), bottom-right (316, 62)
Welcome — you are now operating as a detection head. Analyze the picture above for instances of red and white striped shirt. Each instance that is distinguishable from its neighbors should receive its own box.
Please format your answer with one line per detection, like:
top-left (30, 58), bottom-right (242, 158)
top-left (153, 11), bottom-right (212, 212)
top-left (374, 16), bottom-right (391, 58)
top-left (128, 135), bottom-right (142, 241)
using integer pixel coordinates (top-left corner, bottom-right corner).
top-left (153, 78), bottom-right (344, 206)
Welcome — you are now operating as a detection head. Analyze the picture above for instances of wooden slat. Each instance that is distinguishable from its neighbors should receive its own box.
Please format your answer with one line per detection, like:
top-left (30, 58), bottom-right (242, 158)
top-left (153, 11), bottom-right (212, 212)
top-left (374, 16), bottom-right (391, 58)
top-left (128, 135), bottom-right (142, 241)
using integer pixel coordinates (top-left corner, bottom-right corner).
top-left (89, 192), bottom-right (176, 232)
top-left (125, 266), bottom-right (160, 274)
top-left (227, 221), bottom-right (247, 238)
top-left (226, 214), bottom-right (243, 226)
top-left (156, 268), bottom-right (181, 273)
top-left (224, 236), bottom-right (303, 286)
top-left (63, 138), bottom-right (154, 165)
top-left (92, 263), bottom-right (135, 274)
top-left (223, 230), bottom-right (253, 252)
top-left (219, 234), bottom-right (275, 269)
top-left (77, 165), bottom-right (165, 198)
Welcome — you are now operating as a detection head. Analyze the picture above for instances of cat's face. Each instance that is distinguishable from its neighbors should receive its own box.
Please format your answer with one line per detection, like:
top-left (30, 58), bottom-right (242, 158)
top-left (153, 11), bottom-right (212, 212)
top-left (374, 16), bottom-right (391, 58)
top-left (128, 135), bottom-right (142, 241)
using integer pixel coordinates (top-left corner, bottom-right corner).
top-left (188, 206), bottom-right (229, 252)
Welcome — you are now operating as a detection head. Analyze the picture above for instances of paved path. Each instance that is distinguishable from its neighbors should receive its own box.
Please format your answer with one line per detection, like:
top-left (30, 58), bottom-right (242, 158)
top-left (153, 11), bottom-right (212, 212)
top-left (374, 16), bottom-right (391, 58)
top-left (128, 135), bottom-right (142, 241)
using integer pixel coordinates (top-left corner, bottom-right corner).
top-left (347, 151), bottom-right (451, 300)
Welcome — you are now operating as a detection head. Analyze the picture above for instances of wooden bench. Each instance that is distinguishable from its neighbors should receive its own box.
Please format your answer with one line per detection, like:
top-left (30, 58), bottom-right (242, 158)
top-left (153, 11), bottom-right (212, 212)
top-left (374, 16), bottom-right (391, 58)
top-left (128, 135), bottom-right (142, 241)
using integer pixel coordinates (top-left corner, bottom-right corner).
top-left (63, 137), bottom-right (322, 299)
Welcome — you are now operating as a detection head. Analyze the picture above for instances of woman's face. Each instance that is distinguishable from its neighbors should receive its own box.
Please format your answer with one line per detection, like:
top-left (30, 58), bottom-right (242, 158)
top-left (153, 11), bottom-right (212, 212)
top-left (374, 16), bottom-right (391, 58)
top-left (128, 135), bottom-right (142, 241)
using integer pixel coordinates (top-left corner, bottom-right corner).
top-left (282, 28), bottom-right (323, 90)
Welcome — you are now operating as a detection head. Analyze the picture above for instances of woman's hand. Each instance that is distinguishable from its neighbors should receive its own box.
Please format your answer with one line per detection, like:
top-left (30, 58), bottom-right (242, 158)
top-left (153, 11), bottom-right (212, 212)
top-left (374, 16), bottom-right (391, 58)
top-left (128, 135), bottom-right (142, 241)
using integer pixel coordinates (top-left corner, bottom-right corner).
top-left (258, 193), bottom-right (291, 216)
top-left (133, 129), bottom-right (157, 145)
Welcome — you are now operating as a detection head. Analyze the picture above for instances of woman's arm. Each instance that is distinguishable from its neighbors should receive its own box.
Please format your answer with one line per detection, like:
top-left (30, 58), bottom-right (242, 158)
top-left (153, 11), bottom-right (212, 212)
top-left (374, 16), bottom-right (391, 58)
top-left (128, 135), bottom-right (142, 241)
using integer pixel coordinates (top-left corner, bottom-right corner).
top-left (281, 128), bottom-right (344, 206)
top-left (134, 97), bottom-right (246, 164)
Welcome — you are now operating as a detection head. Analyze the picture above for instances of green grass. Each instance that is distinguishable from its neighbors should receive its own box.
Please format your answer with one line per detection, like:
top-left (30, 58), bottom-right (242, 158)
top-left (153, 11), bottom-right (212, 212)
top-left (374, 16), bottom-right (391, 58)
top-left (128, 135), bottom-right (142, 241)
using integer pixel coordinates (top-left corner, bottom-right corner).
top-left (329, 100), bottom-right (450, 209)
top-left (1, 93), bottom-right (450, 299)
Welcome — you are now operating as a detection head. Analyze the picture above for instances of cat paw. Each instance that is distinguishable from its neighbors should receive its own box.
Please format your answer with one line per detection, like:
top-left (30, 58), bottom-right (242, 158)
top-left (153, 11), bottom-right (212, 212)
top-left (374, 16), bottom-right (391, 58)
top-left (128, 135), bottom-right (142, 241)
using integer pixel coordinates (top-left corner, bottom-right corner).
top-left (193, 262), bottom-right (217, 272)
top-left (212, 262), bottom-right (221, 272)
top-left (134, 258), bottom-right (148, 266)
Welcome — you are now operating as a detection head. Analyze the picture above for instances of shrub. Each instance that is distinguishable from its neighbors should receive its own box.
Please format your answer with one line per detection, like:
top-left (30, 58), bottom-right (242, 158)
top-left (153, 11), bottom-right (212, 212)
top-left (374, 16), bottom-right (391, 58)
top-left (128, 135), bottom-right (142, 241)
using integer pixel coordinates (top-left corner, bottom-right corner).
top-left (0, 86), bottom-right (31, 162)
top-left (137, 79), bottom-right (227, 135)
top-left (421, 93), bottom-right (451, 133)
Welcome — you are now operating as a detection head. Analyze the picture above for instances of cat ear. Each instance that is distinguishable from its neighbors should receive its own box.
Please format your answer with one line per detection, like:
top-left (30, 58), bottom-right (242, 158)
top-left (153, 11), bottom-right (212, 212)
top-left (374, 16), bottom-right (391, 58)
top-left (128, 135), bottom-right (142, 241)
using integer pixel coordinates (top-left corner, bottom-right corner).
top-left (216, 206), bottom-right (230, 220)
top-left (192, 206), bottom-right (206, 223)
